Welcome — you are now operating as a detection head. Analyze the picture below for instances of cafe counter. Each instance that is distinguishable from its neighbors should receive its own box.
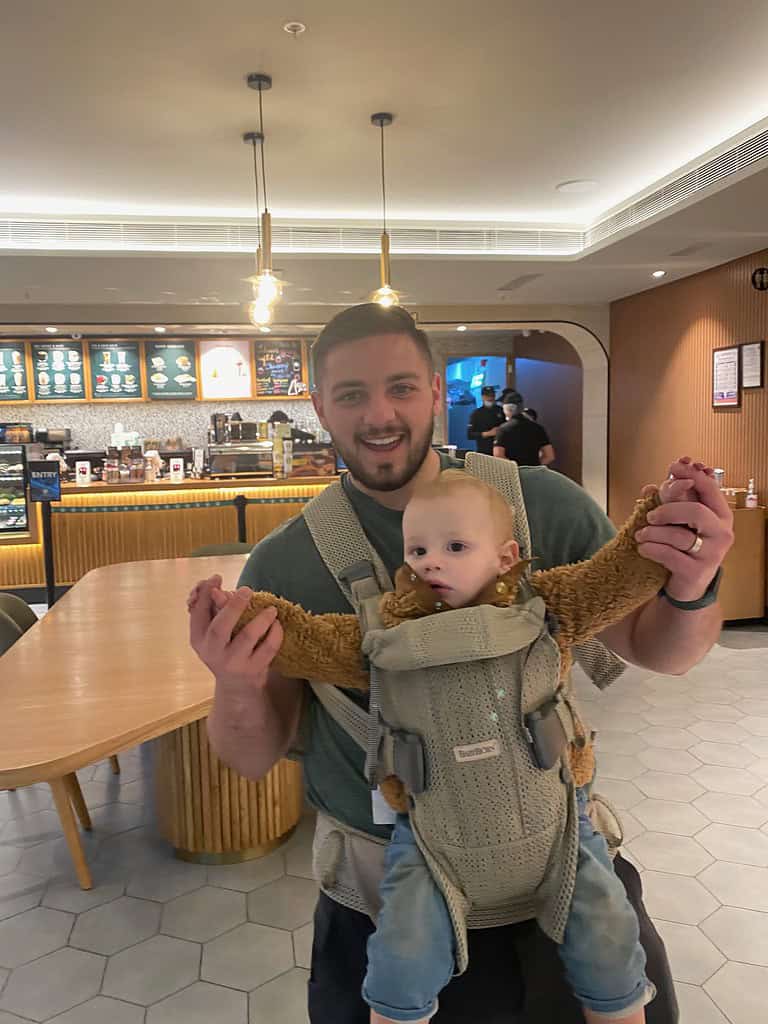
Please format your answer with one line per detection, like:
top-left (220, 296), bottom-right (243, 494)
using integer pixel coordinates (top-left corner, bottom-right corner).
top-left (0, 476), bottom-right (335, 591)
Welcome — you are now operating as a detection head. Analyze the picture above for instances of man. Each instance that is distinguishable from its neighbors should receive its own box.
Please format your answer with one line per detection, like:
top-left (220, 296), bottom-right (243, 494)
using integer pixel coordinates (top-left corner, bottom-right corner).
top-left (191, 303), bottom-right (733, 1024)
top-left (467, 384), bottom-right (505, 455)
top-left (494, 391), bottom-right (556, 466)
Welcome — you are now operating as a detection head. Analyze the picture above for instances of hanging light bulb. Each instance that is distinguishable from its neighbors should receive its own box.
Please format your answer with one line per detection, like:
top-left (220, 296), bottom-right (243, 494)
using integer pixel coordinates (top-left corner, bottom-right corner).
top-left (243, 72), bottom-right (284, 325)
top-left (370, 112), bottom-right (400, 308)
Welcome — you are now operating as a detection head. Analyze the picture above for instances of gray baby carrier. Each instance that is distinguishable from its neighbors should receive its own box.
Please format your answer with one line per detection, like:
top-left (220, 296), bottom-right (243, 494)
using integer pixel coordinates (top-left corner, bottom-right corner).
top-left (302, 453), bottom-right (623, 973)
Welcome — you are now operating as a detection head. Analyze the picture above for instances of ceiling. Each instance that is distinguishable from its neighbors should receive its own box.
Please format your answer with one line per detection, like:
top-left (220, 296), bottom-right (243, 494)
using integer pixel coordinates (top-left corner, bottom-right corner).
top-left (2, 0), bottom-right (768, 310)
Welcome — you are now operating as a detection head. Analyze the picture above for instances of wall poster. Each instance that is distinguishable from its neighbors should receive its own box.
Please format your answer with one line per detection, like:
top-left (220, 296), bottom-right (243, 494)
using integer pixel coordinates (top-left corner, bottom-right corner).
top-left (712, 346), bottom-right (740, 408)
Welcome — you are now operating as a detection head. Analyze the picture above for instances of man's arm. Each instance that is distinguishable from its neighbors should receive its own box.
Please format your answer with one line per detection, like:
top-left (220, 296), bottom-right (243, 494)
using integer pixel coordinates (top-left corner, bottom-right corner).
top-left (493, 444), bottom-right (506, 459)
top-left (539, 444), bottom-right (556, 466)
top-left (599, 459), bottom-right (733, 675)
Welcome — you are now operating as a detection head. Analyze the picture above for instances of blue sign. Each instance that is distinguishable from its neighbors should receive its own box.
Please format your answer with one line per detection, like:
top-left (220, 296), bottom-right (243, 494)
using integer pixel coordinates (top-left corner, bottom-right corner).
top-left (28, 461), bottom-right (61, 503)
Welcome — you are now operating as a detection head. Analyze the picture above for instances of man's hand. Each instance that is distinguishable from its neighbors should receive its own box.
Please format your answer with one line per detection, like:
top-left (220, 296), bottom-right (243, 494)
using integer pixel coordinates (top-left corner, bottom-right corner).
top-left (189, 575), bottom-right (284, 691)
top-left (635, 457), bottom-right (734, 602)
top-left (482, 426), bottom-right (499, 438)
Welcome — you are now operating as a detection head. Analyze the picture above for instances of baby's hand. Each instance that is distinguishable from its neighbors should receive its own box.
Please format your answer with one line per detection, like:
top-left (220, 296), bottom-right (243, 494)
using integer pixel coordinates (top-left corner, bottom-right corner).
top-left (187, 579), bottom-right (235, 613)
top-left (658, 458), bottom-right (715, 506)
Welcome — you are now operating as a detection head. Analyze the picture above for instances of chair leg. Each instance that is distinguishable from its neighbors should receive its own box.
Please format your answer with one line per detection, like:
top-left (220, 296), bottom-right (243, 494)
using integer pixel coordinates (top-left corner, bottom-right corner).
top-left (49, 777), bottom-right (92, 890)
top-left (64, 772), bottom-right (92, 831)
top-left (109, 755), bottom-right (121, 775)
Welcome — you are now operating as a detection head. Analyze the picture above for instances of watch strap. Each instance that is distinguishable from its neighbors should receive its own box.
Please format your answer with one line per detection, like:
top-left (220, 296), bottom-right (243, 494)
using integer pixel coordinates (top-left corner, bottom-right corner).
top-left (659, 567), bottom-right (723, 611)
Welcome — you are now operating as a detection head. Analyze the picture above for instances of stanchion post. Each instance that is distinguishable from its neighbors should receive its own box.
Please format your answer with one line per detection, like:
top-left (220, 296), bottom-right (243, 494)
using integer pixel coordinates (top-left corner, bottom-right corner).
top-left (234, 495), bottom-right (247, 544)
top-left (41, 501), bottom-right (57, 607)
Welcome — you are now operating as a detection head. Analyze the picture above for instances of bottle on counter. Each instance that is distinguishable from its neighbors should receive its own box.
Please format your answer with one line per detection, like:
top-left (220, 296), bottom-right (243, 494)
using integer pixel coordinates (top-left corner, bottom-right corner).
top-left (283, 438), bottom-right (293, 477)
top-left (746, 478), bottom-right (759, 508)
top-left (104, 449), bottom-right (121, 484)
top-left (129, 447), bottom-right (146, 483)
top-left (713, 468), bottom-right (725, 489)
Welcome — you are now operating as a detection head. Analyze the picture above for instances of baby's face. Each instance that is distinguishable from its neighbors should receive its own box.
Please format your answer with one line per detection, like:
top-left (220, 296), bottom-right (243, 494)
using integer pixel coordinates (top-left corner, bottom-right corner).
top-left (403, 493), bottom-right (518, 608)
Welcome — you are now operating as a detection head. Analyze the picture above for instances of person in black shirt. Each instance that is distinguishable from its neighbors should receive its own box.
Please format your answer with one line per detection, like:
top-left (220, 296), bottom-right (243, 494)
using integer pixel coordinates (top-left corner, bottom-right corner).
top-left (467, 385), bottom-right (506, 455)
top-left (494, 393), bottom-right (556, 467)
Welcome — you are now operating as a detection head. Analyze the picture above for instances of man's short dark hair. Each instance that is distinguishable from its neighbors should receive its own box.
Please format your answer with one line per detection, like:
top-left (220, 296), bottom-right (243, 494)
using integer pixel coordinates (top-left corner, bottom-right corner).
top-left (310, 303), bottom-right (434, 385)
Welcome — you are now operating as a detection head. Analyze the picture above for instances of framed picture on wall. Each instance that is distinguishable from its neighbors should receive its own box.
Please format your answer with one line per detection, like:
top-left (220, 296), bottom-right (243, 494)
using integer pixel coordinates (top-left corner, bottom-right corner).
top-left (740, 340), bottom-right (764, 390)
top-left (712, 345), bottom-right (740, 408)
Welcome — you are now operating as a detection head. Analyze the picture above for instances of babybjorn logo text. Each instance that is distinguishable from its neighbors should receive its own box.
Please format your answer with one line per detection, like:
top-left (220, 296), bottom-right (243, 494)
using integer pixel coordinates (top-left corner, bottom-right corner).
top-left (453, 739), bottom-right (501, 763)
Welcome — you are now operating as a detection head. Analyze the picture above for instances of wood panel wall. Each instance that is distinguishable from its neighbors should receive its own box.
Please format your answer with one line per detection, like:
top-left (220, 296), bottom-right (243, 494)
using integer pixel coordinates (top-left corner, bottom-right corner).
top-left (609, 248), bottom-right (768, 522)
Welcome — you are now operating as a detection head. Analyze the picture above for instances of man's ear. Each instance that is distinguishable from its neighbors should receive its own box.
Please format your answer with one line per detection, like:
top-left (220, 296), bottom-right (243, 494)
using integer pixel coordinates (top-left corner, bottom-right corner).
top-left (499, 539), bottom-right (520, 574)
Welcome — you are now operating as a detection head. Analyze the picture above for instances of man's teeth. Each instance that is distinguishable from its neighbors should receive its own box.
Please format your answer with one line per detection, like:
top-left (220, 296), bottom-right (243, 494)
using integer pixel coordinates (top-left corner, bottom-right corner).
top-left (365, 436), bottom-right (400, 446)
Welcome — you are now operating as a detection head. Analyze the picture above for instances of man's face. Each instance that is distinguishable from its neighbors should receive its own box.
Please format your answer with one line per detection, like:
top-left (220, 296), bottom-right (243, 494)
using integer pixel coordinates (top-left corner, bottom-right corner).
top-left (482, 395), bottom-right (495, 407)
top-left (312, 333), bottom-right (441, 493)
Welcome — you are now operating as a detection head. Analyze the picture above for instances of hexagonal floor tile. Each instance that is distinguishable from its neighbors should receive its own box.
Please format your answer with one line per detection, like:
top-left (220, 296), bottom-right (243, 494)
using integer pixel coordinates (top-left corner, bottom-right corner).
top-left (626, 832), bottom-right (712, 875)
top-left (102, 934), bottom-right (200, 1005)
top-left (0, 946), bottom-right (104, 1021)
top-left (632, 799), bottom-right (708, 836)
top-left (697, 823), bottom-right (768, 866)
top-left (593, 753), bottom-right (645, 781)
top-left (639, 726), bottom-right (695, 750)
top-left (699, 861), bottom-right (768, 912)
top-left (116, 779), bottom-right (153, 805)
top-left (590, 779), bottom-right (644, 810)
top-left (589, 711), bottom-right (649, 734)
top-left (247, 876), bottom-right (318, 932)
top-left (0, 788), bottom-right (53, 822)
top-left (642, 692), bottom-right (690, 709)
top-left (634, 772), bottom-right (705, 803)
top-left (594, 731), bottom-right (647, 755)
top-left (689, 688), bottom-right (739, 707)
top-left (744, 735), bottom-right (768, 760)
top-left (249, 967), bottom-right (309, 1024)
top-left (674, 982), bottom-right (729, 1023)
top-left (47, 995), bottom-right (145, 1024)
top-left (0, 906), bottom-right (73, 968)
top-left (70, 895), bottom-right (160, 955)
top-left (0, 810), bottom-right (65, 848)
top-left (207, 851), bottom-right (285, 893)
top-left (705, 961), bottom-right (768, 1024)
top-left (127, 860), bottom-right (207, 902)
top-left (692, 765), bottom-right (763, 796)
top-left (202, 922), bottom-right (293, 990)
top-left (694, 792), bottom-right (768, 828)
top-left (637, 748), bottom-right (701, 774)
top-left (16, 834), bottom-right (103, 885)
top-left (739, 700), bottom-right (768, 718)
top-left (0, 872), bottom-right (46, 921)
top-left (148, 981), bottom-right (247, 1024)
top-left (690, 741), bottom-right (756, 769)
top-left (691, 720), bottom-right (749, 744)
top-left (641, 708), bottom-right (697, 728)
top-left (642, 871), bottom-right (719, 925)
top-left (292, 922), bottom-right (313, 969)
top-left (750, 759), bottom-right (768, 781)
top-left (693, 703), bottom-right (746, 724)
top-left (702, 906), bottom-right (768, 966)
top-left (0, 848), bottom-right (22, 878)
top-left (601, 696), bottom-right (652, 715)
top-left (162, 885), bottom-right (245, 942)
top-left (653, 920), bottom-right (725, 984)
top-left (88, 802), bottom-right (147, 836)
top-left (284, 819), bottom-right (314, 882)
top-left (741, 717), bottom-right (768, 737)
top-left (43, 878), bottom-right (125, 914)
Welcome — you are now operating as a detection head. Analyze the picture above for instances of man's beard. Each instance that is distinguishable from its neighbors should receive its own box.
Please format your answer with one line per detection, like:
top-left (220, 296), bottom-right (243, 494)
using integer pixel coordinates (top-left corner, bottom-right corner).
top-left (335, 417), bottom-right (435, 493)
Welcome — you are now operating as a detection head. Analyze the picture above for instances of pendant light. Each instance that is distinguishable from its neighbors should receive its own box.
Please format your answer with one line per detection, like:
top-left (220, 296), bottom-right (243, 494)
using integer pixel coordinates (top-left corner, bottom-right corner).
top-left (243, 72), bottom-right (282, 327)
top-left (370, 112), bottom-right (399, 308)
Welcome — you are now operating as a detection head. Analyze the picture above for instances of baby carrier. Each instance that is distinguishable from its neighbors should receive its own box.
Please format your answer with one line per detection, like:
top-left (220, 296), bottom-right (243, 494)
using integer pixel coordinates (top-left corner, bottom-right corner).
top-left (302, 453), bottom-right (623, 973)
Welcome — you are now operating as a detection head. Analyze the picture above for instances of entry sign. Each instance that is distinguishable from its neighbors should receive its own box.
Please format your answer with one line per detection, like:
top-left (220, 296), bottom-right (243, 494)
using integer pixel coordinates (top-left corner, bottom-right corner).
top-left (752, 268), bottom-right (768, 292)
top-left (28, 460), bottom-right (61, 503)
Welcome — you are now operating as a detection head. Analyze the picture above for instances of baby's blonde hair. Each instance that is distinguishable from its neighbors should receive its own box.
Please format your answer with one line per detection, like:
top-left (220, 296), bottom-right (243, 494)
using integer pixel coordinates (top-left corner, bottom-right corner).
top-left (408, 469), bottom-right (515, 542)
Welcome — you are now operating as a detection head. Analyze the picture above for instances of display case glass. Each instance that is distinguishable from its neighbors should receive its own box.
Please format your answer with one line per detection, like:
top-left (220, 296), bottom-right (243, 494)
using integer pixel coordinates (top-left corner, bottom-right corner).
top-left (0, 444), bottom-right (28, 533)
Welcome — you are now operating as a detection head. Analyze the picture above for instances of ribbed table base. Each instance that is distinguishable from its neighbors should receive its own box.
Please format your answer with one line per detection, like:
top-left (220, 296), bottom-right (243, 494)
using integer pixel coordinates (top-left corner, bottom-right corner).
top-left (156, 719), bottom-right (303, 862)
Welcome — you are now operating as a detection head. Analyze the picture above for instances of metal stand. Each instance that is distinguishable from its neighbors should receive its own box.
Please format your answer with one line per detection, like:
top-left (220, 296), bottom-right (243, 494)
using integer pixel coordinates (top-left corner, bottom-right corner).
top-left (234, 495), bottom-right (247, 544)
top-left (41, 501), bottom-right (57, 607)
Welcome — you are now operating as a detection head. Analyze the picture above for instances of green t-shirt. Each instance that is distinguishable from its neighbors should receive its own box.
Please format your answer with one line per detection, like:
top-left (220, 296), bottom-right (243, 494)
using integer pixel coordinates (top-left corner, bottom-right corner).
top-left (239, 457), bottom-right (615, 838)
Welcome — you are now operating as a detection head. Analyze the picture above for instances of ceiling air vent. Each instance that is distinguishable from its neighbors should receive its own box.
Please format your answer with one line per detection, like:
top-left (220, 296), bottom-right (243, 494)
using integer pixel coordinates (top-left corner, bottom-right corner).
top-left (667, 242), bottom-right (711, 258)
top-left (497, 273), bottom-right (544, 292)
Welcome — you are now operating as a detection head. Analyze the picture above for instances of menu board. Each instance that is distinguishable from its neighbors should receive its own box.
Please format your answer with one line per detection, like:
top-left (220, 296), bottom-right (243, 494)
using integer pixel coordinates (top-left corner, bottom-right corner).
top-left (31, 341), bottom-right (85, 401)
top-left (88, 341), bottom-right (143, 399)
top-left (254, 339), bottom-right (308, 398)
top-left (146, 341), bottom-right (198, 400)
top-left (199, 339), bottom-right (253, 400)
top-left (0, 343), bottom-right (29, 401)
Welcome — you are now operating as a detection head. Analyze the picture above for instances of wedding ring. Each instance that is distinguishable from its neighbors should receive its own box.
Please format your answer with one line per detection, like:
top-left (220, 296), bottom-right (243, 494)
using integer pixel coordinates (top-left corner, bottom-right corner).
top-left (687, 533), bottom-right (704, 555)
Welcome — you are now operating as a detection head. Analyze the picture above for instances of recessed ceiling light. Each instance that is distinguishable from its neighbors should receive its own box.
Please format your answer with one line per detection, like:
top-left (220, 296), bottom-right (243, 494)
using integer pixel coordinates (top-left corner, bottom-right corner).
top-left (154, 326), bottom-right (167, 333)
top-left (259, 326), bottom-right (271, 334)
top-left (652, 269), bottom-right (667, 278)
top-left (456, 325), bottom-right (467, 332)
top-left (555, 179), bottom-right (598, 194)
top-left (44, 326), bottom-right (58, 334)
top-left (283, 21), bottom-right (306, 35)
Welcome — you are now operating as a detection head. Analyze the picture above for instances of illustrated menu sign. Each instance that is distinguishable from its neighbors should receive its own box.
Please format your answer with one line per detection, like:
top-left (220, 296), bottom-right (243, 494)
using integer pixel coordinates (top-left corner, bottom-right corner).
top-left (88, 341), bottom-right (143, 399)
top-left (0, 343), bottom-right (29, 401)
top-left (199, 339), bottom-right (252, 400)
top-left (254, 339), bottom-right (307, 398)
top-left (31, 341), bottom-right (85, 401)
top-left (712, 346), bottom-right (740, 408)
top-left (146, 341), bottom-right (198, 399)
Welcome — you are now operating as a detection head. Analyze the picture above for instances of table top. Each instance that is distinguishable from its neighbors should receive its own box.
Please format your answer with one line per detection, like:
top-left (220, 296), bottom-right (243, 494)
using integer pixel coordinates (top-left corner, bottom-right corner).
top-left (0, 554), bottom-right (247, 787)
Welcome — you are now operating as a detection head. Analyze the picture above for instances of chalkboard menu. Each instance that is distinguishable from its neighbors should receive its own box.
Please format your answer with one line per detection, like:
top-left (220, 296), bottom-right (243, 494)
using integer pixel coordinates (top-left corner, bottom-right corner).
top-left (31, 341), bottom-right (85, 401)
top-left (88, 341), bottom-right (143, 399)
top-left (0, 343), bottom-right (29, 401)
top-left (146, 341), bottom-right (198, 400)
top-left (254, 339), bottom-right (308, 398)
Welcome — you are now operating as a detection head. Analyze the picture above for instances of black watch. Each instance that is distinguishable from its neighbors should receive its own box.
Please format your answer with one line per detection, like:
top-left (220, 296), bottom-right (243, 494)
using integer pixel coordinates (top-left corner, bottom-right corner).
top-left (659, 567), bottom-right (723, 611)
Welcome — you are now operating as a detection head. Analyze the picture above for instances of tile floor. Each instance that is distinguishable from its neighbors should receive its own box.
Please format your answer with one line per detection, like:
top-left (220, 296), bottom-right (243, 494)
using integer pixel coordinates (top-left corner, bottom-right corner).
top-left (1, 627), bottom-right (767, 1023)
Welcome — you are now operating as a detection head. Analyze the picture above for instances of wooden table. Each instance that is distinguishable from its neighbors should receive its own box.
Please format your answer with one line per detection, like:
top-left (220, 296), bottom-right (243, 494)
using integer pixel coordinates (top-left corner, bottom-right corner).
top-left (0, 555), bottom-right (303, 887)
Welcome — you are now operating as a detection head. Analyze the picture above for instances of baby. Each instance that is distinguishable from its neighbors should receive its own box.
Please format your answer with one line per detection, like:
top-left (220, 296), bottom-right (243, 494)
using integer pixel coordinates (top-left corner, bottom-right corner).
top-left (194, 464), bottom-right (711, 1024)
